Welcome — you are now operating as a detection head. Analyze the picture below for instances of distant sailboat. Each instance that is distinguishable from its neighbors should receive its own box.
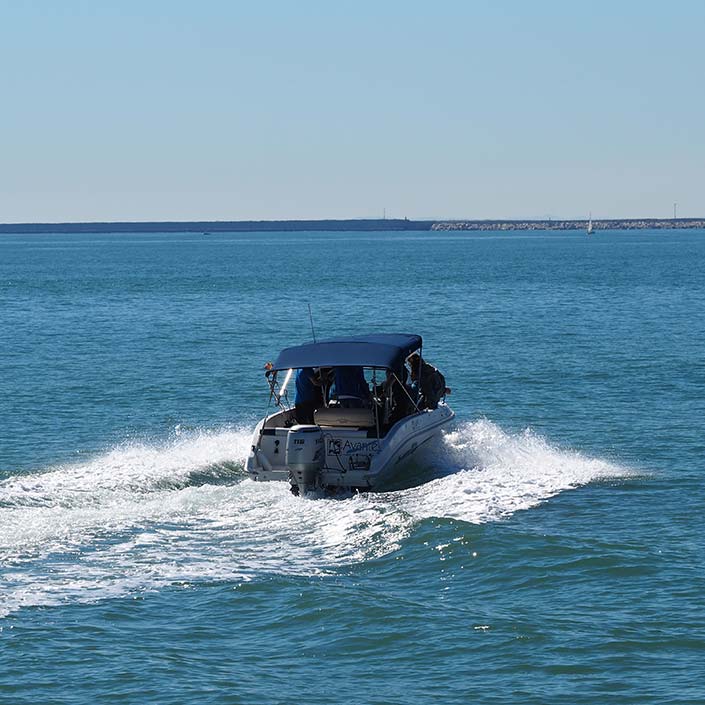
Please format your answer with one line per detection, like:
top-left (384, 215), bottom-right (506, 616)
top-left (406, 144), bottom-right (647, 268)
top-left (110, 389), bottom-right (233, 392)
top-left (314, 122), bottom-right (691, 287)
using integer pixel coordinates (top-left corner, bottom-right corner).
top-left (587, 214), bottom-right (594, 235)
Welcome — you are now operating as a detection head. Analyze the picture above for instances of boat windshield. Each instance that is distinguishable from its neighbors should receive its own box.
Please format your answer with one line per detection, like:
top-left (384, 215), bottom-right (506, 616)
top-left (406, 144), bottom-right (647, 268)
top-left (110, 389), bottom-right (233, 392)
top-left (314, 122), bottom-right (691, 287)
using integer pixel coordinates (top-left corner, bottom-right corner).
top-left (267, 364), bottom-right (419, 435)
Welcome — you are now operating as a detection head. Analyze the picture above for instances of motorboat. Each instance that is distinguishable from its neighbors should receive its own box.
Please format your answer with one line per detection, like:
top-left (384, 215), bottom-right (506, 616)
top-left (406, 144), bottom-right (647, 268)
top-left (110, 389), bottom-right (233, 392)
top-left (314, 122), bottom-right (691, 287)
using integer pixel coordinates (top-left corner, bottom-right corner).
top-left (246, 333), bottom-right (454, 495)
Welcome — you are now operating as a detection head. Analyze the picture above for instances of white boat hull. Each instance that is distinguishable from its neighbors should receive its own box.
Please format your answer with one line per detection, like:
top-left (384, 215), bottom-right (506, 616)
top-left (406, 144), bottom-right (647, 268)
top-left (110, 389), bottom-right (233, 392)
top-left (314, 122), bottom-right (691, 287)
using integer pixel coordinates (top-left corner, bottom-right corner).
top-left (246, 402), bottom-right (454, 493)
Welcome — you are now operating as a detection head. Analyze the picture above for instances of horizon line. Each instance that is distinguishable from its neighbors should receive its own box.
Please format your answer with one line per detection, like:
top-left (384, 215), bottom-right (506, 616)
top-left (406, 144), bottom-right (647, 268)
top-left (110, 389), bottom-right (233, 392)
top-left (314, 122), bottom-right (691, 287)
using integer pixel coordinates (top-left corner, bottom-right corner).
top-left (2, 216), bottom-right (705, 227)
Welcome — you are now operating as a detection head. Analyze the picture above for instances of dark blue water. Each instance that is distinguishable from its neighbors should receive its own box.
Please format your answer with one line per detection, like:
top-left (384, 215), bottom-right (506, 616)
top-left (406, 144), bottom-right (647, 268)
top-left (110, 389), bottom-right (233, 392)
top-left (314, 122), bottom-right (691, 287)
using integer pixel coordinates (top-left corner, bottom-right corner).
top-left (1, 230), bottom-right (704, 704)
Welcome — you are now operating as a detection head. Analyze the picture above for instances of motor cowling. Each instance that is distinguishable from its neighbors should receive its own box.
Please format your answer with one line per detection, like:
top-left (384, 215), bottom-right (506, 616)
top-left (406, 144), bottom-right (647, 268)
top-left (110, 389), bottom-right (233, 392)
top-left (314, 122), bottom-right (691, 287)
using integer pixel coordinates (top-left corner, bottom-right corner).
top-left (285, 424), bottom-right (324, 492)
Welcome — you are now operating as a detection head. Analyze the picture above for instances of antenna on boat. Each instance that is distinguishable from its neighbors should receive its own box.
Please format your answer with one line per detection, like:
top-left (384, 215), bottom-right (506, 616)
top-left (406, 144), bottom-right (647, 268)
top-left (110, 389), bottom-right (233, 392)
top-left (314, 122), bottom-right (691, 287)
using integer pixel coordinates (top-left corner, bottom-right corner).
top-left (308, 303), bottom-right (317, 343)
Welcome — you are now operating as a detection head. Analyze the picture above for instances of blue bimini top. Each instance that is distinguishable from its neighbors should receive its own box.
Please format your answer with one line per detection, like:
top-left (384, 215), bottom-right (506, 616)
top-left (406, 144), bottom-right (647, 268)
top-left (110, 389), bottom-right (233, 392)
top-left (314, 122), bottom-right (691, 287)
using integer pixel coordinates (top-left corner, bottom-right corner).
top-left (272, 333), bottom-right (422, 372)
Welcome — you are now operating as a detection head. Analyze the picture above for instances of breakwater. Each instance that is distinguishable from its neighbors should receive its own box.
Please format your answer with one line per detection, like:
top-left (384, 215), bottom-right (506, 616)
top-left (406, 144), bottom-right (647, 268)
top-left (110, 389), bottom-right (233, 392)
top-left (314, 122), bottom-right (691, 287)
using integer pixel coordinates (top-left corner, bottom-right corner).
top-left (431, 218), bottom-right (705, 231)
top-left (1, 217), bottom-right (704, 234)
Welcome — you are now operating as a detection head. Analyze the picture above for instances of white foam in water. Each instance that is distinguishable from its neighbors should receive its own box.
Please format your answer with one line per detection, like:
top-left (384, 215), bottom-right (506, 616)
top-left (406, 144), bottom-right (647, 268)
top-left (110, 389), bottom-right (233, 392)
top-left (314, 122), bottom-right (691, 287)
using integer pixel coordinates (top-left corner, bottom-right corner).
top-left (396, 419), bottom-right (628, 523)
top-left (0, 420), bottom-right (629, 617)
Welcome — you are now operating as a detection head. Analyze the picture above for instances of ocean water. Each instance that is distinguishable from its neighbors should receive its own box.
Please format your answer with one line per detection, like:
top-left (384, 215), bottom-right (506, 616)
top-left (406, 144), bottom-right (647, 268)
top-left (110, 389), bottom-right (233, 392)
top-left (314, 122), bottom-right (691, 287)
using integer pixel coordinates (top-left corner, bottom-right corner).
top-left (1, 229), bottom-right (704, 704)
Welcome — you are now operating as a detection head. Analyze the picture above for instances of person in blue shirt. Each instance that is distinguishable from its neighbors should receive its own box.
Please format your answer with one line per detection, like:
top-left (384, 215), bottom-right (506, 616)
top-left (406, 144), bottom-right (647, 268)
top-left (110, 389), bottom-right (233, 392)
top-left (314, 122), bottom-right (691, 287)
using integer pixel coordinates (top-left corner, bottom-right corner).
top-left (331, 366), bottom-right (371, 408)
top-left (294, 368), bottom-right (323, 424)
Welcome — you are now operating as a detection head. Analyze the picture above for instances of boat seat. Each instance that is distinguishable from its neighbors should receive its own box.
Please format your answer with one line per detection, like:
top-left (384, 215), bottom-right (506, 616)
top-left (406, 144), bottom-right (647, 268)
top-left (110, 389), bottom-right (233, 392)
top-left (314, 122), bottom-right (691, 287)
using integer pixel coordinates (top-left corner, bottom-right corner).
top-left (314, 406), bottom-right (375, 428)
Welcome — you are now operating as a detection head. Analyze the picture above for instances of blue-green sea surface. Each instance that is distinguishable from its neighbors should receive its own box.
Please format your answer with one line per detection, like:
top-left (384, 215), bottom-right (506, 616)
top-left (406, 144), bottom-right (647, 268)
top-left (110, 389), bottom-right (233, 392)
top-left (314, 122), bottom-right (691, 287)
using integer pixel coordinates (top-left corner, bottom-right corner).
top-left (1, 229), bottom-right (704, 704)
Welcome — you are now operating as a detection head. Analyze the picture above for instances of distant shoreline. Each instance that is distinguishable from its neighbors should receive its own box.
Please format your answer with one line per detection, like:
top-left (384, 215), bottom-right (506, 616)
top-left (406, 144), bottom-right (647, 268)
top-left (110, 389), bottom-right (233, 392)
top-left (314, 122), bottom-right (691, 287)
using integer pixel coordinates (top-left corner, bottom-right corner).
top-left (0, 217), bottom-right (704, 234)
top-left (431, 218), bottom-right (705, 231)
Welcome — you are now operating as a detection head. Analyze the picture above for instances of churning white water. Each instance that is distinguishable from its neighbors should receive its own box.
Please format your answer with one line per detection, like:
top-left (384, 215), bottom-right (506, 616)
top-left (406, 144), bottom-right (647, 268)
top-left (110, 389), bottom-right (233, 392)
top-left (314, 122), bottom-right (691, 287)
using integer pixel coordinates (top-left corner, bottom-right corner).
top-left (0, 420), bottom-right (630, 617)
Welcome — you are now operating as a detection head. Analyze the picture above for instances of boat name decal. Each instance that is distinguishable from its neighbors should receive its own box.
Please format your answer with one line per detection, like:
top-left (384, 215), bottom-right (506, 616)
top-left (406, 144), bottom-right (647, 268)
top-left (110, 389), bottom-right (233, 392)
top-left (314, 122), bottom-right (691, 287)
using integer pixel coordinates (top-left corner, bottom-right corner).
top-left (328, 439), bottom-right (380, 456)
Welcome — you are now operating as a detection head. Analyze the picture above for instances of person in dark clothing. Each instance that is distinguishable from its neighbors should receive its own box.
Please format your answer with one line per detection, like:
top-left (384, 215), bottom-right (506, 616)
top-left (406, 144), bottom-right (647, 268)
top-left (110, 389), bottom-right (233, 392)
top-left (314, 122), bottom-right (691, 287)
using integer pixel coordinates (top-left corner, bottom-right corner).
top-left (318, 367), bottom-right (334, 403)
top-left (407, 353), bottom-right (446, 410)
top-left (294, 367), bottom-right (323, 424)
top-left (383, 366), bottom-right (415, 427)
top-left (331, 366), bottom-right (371, 408)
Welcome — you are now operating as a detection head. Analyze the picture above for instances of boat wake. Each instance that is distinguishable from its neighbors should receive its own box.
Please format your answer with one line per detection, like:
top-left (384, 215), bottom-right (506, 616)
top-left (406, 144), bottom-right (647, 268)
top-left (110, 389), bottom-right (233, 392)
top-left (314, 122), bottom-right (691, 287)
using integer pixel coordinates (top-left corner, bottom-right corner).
top-left (395, 419), bottom-right (626, 523)
top-left (0, 420), bottom-right (630, 617)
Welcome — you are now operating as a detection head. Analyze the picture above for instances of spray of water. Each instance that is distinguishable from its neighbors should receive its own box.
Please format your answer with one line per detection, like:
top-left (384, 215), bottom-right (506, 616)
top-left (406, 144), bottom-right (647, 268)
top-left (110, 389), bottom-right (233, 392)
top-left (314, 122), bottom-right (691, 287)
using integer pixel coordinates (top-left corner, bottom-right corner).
top-left (395, 419), bottom-right (626, 522)
top-left (0, 420), bottom-right (630, 617)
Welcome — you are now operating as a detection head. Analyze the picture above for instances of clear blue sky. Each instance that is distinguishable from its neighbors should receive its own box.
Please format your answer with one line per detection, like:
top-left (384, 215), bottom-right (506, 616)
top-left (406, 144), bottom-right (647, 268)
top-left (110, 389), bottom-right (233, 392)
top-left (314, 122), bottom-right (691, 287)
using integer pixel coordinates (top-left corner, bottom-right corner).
top-left (1, 0), bottom-right (703, 222)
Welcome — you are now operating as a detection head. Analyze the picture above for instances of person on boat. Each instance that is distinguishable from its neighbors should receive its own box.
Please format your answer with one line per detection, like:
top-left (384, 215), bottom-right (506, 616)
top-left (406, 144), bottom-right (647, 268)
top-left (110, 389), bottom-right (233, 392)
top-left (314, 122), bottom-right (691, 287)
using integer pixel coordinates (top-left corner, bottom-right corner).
top-left (330, 366), bottom-right (371, 408)
top-left (317, 367), bottom-right (334, 403)
top-left (407, 353), bottom-right (446, 410)
top-left (382, 366), bottom-right (415, 427)
top-left (294, 367), bottom-right (323, 424)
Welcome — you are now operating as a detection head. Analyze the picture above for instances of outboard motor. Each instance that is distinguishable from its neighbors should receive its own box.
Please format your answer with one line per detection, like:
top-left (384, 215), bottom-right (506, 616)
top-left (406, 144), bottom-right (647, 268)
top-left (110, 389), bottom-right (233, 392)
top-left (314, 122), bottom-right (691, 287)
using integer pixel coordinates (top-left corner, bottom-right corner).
top-left (285, 424), bottom-right (324, 494)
